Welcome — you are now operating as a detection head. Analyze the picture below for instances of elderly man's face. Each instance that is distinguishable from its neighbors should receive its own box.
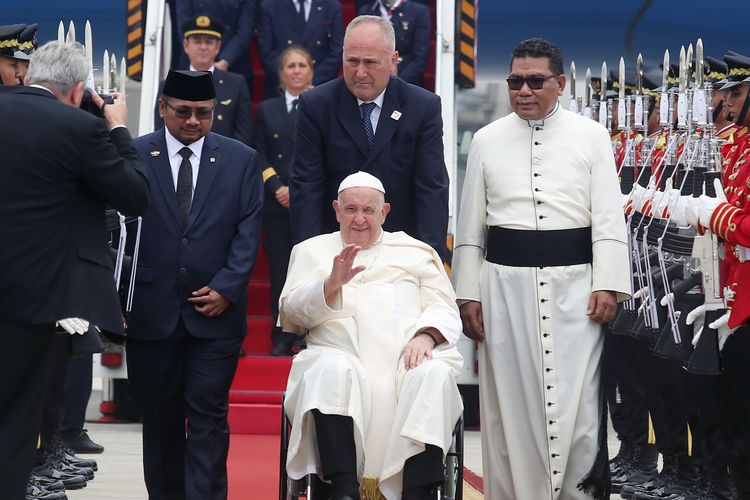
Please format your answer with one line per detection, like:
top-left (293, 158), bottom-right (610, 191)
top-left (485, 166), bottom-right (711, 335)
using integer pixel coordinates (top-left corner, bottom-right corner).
top-left (159, 97), bottom-right (215, 145)
top-left (508, 56), bottom-right (565, 121)
top-left (343, 22), bottom-right (398, 102)
top-left (0, 55), bottom-right (22, 85)
top-left (333, 187), bottom-right (390, 248)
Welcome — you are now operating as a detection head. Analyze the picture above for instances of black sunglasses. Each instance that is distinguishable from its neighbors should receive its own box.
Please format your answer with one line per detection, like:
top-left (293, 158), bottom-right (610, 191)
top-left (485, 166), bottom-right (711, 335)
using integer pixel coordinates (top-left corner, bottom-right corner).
top-left (163, 100), bottom-right (215, 120)
top-left (506, 75), bottom-right (558, 91)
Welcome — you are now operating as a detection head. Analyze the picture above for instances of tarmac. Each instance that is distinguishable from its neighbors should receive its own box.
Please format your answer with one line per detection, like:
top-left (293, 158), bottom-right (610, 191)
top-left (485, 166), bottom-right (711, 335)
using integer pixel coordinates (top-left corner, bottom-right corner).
top-left (63, 389), bottom-right (624, 499)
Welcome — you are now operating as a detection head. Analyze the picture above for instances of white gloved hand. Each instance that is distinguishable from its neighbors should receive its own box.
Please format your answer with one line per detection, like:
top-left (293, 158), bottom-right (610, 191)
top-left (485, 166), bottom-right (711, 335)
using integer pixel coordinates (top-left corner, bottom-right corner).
top-left (686, 302), bottom-right (725, 346)
top-left (624, 184), bottom-right (647, 215)
top-left (652, 180), bottom-right (681, 220)
top-left (56, 317), bottom-right (89, 335)
top-left (708, 310), bottom-right (734, 351)
top-left (696, 179), bottom-right (728, 231)
top-left (637, 184), bottom-right (657, 215)
top-left (684, 196), bottom-right (702, 228)
top-left (668, 195), bottom-right (692, 226)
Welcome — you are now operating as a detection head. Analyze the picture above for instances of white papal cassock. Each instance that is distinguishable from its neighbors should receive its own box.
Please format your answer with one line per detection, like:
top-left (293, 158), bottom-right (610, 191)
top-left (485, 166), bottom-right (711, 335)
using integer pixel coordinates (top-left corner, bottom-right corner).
top-left (280, 231), bottom-right (463, 500)
top-left (452, 104), bottom-right (631, 500)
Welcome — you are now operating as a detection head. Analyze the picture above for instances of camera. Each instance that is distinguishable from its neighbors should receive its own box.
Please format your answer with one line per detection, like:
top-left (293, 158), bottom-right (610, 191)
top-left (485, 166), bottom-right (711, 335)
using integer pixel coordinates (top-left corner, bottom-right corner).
top-left (80, 88), bottom-right (114, 118)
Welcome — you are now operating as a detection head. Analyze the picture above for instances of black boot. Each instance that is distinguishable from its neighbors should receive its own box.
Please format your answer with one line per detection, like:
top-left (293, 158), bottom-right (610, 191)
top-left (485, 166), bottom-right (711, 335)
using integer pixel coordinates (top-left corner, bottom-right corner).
top-left (626, 454), bottom-right (679, 499)
top-left (612, 444), bottom-right (659, 494)
top-left (612, 441), bottom-right (636, 478)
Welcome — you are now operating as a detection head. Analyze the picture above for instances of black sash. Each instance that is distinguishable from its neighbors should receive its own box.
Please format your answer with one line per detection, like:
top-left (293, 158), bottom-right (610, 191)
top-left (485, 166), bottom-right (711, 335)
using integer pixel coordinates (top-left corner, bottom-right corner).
top-left (485, 226), bottom-right (593, 267)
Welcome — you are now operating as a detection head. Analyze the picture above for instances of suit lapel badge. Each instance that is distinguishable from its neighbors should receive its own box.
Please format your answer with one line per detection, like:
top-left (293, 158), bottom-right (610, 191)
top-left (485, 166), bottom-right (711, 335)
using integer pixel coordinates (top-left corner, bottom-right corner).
top-left (150, 150), bottom-right (161, 157)
top-left (317, 5), bottom-right (322, 10)
top-left (390, 110), bottom-right (402, 121)
top-left (221, 99), bottom-right (232, 105)
top-left (210, 157), bottom-right (216, 163)
top-left (402, 20), bottom-right (409, 31)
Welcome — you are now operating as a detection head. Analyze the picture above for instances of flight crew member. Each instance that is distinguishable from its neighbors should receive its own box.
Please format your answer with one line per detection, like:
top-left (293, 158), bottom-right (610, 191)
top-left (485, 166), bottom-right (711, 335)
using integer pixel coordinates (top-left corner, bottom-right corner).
top-left (0, 24), bottom-right (26, 85)
top-left (358, 0), bottom-right (431, 87)
top-left (155, 15), bottom-right (253, 146)
top-left (253, 46), bottom-right (315, 356)
top-left (257, 0), bottom-right (344, 97)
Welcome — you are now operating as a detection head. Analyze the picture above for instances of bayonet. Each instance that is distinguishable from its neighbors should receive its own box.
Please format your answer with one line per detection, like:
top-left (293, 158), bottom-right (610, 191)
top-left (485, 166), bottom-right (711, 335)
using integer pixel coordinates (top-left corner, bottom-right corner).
top-left (57, 21), bottom-right (65, 43)
top-left (618, 57), bottom-right (627, 130)
top-left (694, 38), bottom-right (708, 126)
top-left (678, 46), bottom-right (688, 128)
top-left (120, 57), bottom-right (127, 96)
top-left (110, 52), bottom-right (117, 93)
top-left (569, 61), bottom-right (579, 113)
top-left (66, 20), bottom-right (75, 43)
top-left (660, 49), bottom-right (670, 127)
top-left (84, 20), bottom-right (95, 90)
top-left (599, 61), bottom-right (608, 128)
top-left (634, 53), bottom-right (645, 129)
top-left (687, 43), bottom-right (694, 85)
top-left (583, 67), bottom-right (592, 119)
top-left (102, 50), bottom-right (110, 93)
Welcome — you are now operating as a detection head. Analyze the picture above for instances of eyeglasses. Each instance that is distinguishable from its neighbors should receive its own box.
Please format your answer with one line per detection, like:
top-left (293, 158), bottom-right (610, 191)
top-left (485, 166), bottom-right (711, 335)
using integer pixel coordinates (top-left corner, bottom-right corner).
top-left (163, 100), bottom-right (214, 120)
top-left (506, 75), bottom-right (558, 90)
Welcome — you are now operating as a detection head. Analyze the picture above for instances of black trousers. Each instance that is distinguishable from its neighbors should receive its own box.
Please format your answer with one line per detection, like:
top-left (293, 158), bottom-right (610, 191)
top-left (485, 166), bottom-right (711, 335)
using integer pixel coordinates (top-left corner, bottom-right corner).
top-left (0, 321), bottom-right (55, 500)
top-left (720, 326), bottom-right (750, 493)
top-left (39, 332), bottom-right (72, 454)
top-left (60, 354), bottom-right (93, 441)
top-left (263, 211), bottom-right (295, 347)
top-left (312, 410), bottom-right (444, 494)
top-left (127, 323), bottom-right (243, 500)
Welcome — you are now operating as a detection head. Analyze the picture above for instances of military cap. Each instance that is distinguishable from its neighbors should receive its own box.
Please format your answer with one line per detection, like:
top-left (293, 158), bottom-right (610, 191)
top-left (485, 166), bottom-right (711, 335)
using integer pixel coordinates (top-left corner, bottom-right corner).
top-left (704, 56), bottom-right (727, 87)
top-left (13, 23), bottom-right (37, 60)
top-left (0, 24), bottom-right (26, 58)
top-left (720, 53), bottom-right (750, 90)
top-left (162, 69), bottom-right (216, 101)
top-left (182, 15), bottom-right (223, 40)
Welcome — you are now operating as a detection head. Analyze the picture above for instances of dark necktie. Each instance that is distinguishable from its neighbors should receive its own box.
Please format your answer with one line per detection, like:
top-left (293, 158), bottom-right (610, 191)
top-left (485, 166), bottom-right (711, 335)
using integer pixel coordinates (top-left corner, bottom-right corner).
top-left (297, 0), bottom-right (306, 24)
top-left (177, 147), bottom-right (193, 227)
top-left (288, 99), bottom-right (299, 126)
top-left (360, 102), bottom-right (377, 150)
top-left (291, 98), bottom-right (298, 112)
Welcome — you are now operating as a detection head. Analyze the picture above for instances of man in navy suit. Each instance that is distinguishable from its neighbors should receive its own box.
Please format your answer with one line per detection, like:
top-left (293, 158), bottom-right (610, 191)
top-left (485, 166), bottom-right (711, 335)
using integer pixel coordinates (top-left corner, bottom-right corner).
top-left (289, 15), bottom-right (448, 258)
top-left (155, 15), bottom-right (253, 145)
top-left (127, 70), bottom-right (263, 500)
top-left (257, 0), bottom-right (343, 97)
top-left (358, 0), bottom-right (431, 86)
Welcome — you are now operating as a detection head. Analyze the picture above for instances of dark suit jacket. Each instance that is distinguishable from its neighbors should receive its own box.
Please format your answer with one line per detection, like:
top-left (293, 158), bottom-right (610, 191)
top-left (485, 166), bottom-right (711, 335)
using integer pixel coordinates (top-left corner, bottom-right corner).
top-left (358, 1), bottom-right (431, 86)
top-left (154, 69), bottom-right (253, 145)
top-left (253, 96), bottom-right (296, 215)
top-left (289, 76), bottom-right (448, 256)
top-left (129, 130), bottom-right (263, 341)
top-left (257, 0), bottom-right (343, 94)
top-left (176, 0), bottom-right (258, 81)
top-left (0, 87), bottom-right (149, 333)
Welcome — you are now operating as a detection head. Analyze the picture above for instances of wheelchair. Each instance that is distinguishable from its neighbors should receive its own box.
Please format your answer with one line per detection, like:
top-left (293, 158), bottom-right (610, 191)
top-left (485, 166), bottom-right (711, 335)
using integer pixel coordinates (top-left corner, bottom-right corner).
top-left (278, 394), bottom-right (464, 500)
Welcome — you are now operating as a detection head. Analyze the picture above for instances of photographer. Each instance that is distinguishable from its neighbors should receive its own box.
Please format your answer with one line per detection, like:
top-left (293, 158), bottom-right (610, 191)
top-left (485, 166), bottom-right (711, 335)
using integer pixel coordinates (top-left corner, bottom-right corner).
top-left (0, 40), bottom-right (149, 499)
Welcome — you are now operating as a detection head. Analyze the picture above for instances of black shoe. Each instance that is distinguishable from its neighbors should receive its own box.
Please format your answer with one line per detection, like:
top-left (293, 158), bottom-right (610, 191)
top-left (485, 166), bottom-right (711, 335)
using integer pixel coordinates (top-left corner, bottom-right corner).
top-left (60, 448), bottom-right (98, 471)
top-left (269, 342), bottom-right (293, 356)
top-left (26, 482), bottom-right (67, 500)
top-left (611, 445), bottom-right (659, 494)
top-left (63, 430), bottom-right (104, 454)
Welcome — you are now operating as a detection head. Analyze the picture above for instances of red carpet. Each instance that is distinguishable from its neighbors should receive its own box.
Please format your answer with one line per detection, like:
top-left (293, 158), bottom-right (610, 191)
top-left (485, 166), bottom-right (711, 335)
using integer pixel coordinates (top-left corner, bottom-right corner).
top-left (228, 434), bottom-right (281, 499)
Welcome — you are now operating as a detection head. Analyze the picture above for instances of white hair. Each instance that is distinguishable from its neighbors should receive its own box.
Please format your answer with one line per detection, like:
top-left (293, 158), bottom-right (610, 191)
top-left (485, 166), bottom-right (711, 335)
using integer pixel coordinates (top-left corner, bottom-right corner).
top-left (345, 15), bottom-right (396, 54)
top-left (27, 41), bottom-right (89, 95)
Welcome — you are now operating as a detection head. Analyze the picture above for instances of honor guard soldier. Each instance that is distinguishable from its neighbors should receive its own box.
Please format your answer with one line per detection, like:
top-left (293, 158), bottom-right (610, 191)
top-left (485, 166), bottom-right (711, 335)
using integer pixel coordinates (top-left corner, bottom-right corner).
top-left (155, 15), bottom-right (253, 146)
top-left (358, 0), bottom-right (431, 87)
top-left (0, 24), bottom-right (26, 85)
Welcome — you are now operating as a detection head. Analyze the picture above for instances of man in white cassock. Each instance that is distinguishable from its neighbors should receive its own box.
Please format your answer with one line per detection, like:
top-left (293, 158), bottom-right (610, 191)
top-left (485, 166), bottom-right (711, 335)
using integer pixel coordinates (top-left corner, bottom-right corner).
top-left (452, 38), bottom-right (631, 500)
top-left (280, 171), bottom-right (463, 500)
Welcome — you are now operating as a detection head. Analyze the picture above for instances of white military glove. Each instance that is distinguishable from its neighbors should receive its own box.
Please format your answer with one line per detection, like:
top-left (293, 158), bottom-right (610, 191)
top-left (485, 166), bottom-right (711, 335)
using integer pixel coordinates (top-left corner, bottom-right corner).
top-left (56, 318), bottom-right (89, 335)
top-left (651, 180), bottom-right (678, 219)
top-left (695, 178), bottom-right (728, 231)
top-left (686, 302), bottom-right (725, 346)
top-left (683, 196), bottom-right (702, 228)
top-left (708, 310), bottom-right (734, 351)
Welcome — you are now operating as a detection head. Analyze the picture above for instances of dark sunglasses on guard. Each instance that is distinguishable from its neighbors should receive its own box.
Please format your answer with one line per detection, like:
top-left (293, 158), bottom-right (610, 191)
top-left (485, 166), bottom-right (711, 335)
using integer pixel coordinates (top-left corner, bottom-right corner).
top-left (163, 100), bottom-right (215, 120)
top-left (506, 75), bottom-right (557, 90)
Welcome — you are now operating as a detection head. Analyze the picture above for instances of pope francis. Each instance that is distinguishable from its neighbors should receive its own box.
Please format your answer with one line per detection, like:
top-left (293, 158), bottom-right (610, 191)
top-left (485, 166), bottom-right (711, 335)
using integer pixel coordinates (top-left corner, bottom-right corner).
top-left (280, 171), bottom-right (463, 500)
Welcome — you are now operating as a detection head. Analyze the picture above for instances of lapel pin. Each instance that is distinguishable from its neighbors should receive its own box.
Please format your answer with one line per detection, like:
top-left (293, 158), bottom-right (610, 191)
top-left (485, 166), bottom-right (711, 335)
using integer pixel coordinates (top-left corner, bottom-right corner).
top-left (390, 110), bottom-right (402, 121)
top-left (317, 5), bottom-right (322, 10)
top-left (221, 99), bottom-right (231, 105)
top-left (150, 150), bottom-right (160, 157)
top-left (210, 157), bottom-right (216, 163)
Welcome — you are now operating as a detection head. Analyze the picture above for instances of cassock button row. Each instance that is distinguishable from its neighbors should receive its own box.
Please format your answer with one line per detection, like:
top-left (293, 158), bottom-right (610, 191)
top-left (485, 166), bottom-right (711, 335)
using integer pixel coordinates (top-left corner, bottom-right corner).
top-left (534, 141), bottom-right (541, 145)
top-left (541, 298), bottom-right (547, 302)
top-left (539, 215), bottom-right (545, 219)
top-left (540, 282), bottom-right (547, 286)
top-left (537, 201), bottom-right (542, 205)
top-left (547, 385), bottom-right (554, 389)
top-left (543, 333), bottom-right (549, 337)
top-left (545, 350), bottom-right (551, 354)
top-left (533, 173), bottom-right (540, 177)
top-left (535, 188), bottom-right (540, 192)
top-left (546, 368), bottom-right (553, 372)
top-left (553, 471), bottom-right (560, 475)
top-left (542, 316), bottom-right (548, 320)
top-left (550, 436), bottom-right (557, 440)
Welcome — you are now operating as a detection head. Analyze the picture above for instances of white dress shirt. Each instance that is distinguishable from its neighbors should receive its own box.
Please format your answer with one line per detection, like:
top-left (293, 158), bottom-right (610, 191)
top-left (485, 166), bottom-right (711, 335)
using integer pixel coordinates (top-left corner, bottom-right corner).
top-left (164, 127), bottom-right (204, 193)
top-left (292, 0), bottom-right (311, 20)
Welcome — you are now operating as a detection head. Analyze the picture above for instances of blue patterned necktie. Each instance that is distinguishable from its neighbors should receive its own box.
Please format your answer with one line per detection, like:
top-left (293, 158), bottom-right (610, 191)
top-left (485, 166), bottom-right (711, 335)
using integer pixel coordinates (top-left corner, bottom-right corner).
top-left (360, 102), bottom-right (376, 150)
top-left (177, 147), bottom-right (193, 227)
